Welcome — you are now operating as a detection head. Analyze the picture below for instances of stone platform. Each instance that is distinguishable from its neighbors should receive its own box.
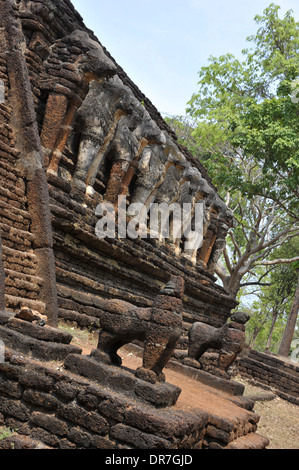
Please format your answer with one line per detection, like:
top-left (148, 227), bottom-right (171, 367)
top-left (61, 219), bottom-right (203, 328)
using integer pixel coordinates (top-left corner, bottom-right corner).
top-left (64, 353), bottom-right (181, 408)
top-left (0, 310), bottom-right (269, 449)
top-left (0, 311), bottom-right (81, 361)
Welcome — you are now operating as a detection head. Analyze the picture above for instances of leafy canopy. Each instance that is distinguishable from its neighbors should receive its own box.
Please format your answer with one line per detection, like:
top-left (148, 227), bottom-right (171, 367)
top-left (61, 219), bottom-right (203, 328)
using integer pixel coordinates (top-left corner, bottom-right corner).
top-left (186, 4), bottom-right (299, 218)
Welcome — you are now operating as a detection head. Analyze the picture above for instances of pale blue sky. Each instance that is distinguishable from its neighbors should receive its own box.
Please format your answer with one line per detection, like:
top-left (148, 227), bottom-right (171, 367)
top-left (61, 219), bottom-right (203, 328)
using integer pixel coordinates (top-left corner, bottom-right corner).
top-left (71, 0), bottom-right (298, 116)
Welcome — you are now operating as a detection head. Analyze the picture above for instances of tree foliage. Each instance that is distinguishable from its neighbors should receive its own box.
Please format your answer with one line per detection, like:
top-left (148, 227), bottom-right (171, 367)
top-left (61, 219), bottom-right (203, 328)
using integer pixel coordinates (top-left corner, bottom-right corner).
top-left (165, 4), bottom-right (299, 353)
top-left (186, 3), bottom-right (299, 219)
top-left (243, 239), bottom-right (298, 352)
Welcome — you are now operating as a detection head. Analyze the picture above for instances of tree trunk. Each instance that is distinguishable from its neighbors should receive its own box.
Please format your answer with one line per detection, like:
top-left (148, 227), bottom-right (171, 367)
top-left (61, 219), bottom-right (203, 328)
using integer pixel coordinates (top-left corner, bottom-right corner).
top-left (250, 326), bottom-right (262, 348)
top-left (265, 310), bottom-right (278, 351)
top-left (278, 272), bottom-right (299, 357)
top-left (225, 273), bottom-right (242, 299)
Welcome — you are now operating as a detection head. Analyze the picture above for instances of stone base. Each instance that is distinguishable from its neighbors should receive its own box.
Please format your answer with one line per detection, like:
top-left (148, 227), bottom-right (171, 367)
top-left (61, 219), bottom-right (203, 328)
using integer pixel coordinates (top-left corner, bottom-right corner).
top-left (0, 348), bottom-right (210, 449)
top-left (238, 349), bottom-right (299, 405)
top-left (64, 353), bottom-right (181, 408)
top-left (0, 311), bottom-right (81, 362)
top-left (168, 360), bottom-right (245, 397)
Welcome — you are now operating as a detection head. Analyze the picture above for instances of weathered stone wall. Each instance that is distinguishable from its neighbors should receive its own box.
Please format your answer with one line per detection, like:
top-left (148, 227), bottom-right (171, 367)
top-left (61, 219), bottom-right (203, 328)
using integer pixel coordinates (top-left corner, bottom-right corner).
top-left (0, 0), bottom-right (59, 326)
top-left (0, 0), bottom-right (237, 345)
top-left (237, 350), bottom-right (299, 406)
top-left (0, 52), bottom-right (45, 315)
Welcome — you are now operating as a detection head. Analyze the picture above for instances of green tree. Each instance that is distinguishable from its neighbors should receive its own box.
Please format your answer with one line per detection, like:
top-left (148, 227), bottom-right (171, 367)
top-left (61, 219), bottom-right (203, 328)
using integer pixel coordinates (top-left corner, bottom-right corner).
top-left (166, 5), bottom-right (299, 353)
top-left (186, 3), bottom-right (299, 220)
top-left (165, 117), bottom-right (299, 299)
top-left (253, 262), bottom-right (297, 352)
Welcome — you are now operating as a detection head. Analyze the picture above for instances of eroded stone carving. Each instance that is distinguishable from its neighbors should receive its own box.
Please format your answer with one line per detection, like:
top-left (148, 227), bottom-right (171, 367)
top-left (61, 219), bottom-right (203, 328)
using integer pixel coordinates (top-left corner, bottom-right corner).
top-left (127, 137), bottom-right (188, 232)
top-left (72, 76), bottom-right (166, 202)
top-left (40, 30), bottom-right (117, 175)
top-left (91, 275), bottom-right (184, 384)
top-left (186, 311), bottom-right (250, 372)
top-left (37, 27), bottom-right (233, 271)
top-left (105, 105), bottom-right (165, 204)
top-left (72, 78), bottom-right (133, 194)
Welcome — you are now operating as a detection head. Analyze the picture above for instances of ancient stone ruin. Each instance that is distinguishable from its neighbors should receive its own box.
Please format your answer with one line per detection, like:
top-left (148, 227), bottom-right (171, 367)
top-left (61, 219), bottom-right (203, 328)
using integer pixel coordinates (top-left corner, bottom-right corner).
top-left (237, 349), bottom-right (299, 406)
top-left (0, 0), bottom-right (271, 450)
top-left (184, 311), bottom-right (250, 376)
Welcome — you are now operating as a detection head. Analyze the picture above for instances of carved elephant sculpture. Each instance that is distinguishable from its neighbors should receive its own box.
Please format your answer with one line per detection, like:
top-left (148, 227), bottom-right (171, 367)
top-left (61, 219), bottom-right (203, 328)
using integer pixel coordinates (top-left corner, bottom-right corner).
top-left (91, 276), bottom-right (185, 383)
top-left (40, 30), bottom-right (117, 176)
top-left (186, 311), bottom-right (250, 372)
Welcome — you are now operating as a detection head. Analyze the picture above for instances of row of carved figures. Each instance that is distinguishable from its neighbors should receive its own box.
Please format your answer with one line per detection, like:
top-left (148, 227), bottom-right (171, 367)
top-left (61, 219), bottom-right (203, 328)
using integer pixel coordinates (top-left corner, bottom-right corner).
top-left (35, 29), bottom-right (233, 269)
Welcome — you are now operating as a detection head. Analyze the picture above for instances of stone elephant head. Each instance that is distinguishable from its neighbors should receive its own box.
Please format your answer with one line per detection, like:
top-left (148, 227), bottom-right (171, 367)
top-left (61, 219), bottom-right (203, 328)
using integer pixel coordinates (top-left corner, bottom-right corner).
top-left (61, 30), bottom-right (117, 81)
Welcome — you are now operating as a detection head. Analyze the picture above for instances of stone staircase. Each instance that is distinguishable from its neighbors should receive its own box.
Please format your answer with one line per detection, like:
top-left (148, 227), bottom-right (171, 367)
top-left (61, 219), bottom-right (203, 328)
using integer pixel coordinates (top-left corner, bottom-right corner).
top-left (0, 311), bottom-right (81, 362)
top-left (225, 432), bottom-right (270, 449)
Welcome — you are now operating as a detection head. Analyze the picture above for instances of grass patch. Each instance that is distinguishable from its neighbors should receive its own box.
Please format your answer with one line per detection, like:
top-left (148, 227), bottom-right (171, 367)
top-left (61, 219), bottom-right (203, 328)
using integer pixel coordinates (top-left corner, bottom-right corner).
top-left (58, 321), bottom-right (99, 354)
top-left (0, 427), bottom-right (15, 442)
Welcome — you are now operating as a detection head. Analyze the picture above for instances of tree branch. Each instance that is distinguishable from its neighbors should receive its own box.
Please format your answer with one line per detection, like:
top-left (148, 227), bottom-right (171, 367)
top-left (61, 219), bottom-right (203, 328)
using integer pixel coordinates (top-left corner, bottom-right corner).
top-left (228, 230), bottom-right (242, 258)
top-left (251, 226), bottom-right (299, 256)
top-left (223, 246), bottom-right (233, 274)
top-left (240, 281), bottom-right (271, 287)
top-left (255, 256), bottom-right (299, 266)
top-left (214, 261), bottom-right (229, 283)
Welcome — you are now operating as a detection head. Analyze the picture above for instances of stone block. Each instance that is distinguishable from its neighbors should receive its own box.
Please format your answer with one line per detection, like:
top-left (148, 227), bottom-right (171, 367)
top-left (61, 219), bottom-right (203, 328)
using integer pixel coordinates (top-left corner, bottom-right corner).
top-left (18, 370), bottom-right (53, 392)
top-left (58, 403), bottom-right (109, 436)
top-left (0, 396), bottom-right (31, 422)
top-left (0, 325), bottom-right (81, 361)
top-left (7, 317), bottom-right (73, 344)
top-left (30, 412), bottom-right (68, 437)
top-left (67, 427), bottom-right (93, 448)
top-left (64, 354), bottom-right (181, 407)
top-left (23, 389), bottom-right (58, 411)
top-left (110, 423), bottom-right (172, 449)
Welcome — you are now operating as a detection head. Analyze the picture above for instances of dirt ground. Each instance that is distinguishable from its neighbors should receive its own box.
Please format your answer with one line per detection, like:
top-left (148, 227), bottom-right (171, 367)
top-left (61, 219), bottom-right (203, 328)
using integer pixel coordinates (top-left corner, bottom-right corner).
top-left (52, 323), bottom-right (299, 449)
top-left (235, 376), bottom-right (299, 450)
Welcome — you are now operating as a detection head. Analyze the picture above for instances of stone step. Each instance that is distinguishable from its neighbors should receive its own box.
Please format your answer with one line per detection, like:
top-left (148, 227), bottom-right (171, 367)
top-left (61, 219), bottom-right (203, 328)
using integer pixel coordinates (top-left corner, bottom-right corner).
top-left (225, 432), bottom-right (269, 449)
top-left (5, 294), bottom-right (46, 315)
top-left (0, 322), bottom-right (81, 362)
top-left (246, 391), bottom-right (276, 403)
top-left (4, 316), bottom-right (73, 345)
top-left (64, 353), bottom-right (181, 408)
top-left (168, 360), bottom-right (245, 397)
top-left (0, 433), bottom-right (51, 449)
